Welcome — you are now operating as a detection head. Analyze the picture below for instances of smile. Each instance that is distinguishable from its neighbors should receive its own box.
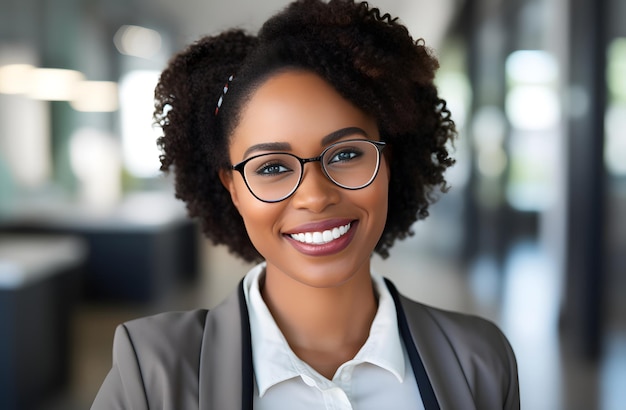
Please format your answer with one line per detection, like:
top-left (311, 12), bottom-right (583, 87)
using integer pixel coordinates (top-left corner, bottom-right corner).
top-left (289, 222), bottom-right (352, 245)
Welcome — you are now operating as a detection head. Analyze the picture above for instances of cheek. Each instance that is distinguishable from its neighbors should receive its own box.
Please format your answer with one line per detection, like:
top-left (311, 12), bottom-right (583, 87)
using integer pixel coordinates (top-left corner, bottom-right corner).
top-left (232, 179), bottom-right (284, 247)
top-left (373, 170), bottom-right (390, 230)
top-left (372, 165), bottom-right (390, 210)
top-left (358, 169), bottom-right (389, 231)
top-left (371, 182), bottom-right (389, 229)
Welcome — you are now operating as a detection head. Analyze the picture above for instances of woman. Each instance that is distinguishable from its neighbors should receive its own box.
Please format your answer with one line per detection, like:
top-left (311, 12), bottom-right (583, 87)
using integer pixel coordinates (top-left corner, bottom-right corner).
top-left (92, 1), bottom-right (519, 409)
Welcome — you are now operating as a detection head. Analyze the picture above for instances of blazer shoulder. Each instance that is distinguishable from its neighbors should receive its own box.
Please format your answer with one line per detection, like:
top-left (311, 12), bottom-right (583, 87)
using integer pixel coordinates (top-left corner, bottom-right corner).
top-left (121, 309), bottom-right (210, 374)
top-left (401, 297), bottom-right (520, 408)
top-left (397, 291), bottom-right (513, 361)
top-left (421, 303), bottom-right (510, 355)
top-left (119, 309), bottom-right (210, 408)
top-left (406, 297), bottom-right (515, 367)
top-left (123, 309), bottom-right (209, 342)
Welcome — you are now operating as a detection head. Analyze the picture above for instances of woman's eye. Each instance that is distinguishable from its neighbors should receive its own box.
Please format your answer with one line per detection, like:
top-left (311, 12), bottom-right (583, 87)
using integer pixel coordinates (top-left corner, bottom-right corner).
top-left (256, 162), bottom-right (291, 175)
top-left (328, 149), bottom-right (360, 163)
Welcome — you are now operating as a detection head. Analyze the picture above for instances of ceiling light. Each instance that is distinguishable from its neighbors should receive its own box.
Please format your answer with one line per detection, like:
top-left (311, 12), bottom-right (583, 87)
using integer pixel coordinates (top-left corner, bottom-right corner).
top-left (28, 68), bottom-right (85, 101)
top-left (0, 64), bottom-right (36, 94)
top-left (71, 81), bottom-right (119, 112)
top-left (113, 25), bottom-right (162, 59)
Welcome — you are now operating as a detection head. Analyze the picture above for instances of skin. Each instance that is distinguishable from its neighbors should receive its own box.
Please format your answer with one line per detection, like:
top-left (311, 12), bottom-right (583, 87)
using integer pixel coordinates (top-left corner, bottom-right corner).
top-left (220, 70), bottom-right (390, 379)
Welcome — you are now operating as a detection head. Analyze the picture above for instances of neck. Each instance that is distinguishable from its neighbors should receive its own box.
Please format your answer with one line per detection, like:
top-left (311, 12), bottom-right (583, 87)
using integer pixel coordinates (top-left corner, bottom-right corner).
top-left (261, 263), bottom-right (378, 378)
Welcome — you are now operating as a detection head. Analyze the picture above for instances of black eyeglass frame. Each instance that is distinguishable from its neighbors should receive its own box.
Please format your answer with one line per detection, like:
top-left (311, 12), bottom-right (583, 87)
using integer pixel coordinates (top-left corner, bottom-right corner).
top-left (231, 139), bottom-right (387, 203)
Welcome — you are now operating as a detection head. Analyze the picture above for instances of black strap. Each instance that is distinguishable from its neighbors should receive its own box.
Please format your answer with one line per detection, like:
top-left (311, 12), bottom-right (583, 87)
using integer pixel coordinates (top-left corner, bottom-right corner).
top-left (385, 278), bottom-right (441, 410)
top-left (238, 281), bottom-right (254, 410)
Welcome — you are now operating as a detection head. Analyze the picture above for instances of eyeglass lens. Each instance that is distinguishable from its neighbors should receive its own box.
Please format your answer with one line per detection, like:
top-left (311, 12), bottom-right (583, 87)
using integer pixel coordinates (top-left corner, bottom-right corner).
top-left (242, 140), bottom-right (382, 202)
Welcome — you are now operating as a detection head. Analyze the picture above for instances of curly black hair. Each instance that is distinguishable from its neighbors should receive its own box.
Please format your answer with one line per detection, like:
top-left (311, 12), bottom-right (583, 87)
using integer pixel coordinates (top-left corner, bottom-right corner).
top-left (154, 0), bottom-right (456, 263)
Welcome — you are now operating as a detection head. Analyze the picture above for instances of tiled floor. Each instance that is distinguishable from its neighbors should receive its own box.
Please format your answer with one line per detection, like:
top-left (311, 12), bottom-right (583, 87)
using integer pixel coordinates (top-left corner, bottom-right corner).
top-left (42, 231), bottom-right (625, 409)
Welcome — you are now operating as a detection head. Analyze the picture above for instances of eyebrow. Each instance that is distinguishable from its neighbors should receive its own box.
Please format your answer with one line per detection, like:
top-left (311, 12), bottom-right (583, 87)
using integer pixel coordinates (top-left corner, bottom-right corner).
top-left (241, 127), bottom-right (369, 159)
top-left (321, 127), bottom-right (368, 145)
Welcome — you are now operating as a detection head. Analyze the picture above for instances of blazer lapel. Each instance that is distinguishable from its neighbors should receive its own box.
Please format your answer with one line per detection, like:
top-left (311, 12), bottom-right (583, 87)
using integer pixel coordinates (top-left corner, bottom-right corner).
top-left (198, 281), bottom-right (254, 410)
top-left (386, 279), bottom-right (477, 410)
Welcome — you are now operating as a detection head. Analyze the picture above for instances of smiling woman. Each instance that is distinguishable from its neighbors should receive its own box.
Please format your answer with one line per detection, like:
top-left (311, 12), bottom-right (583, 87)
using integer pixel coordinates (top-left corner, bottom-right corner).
top-left (220, 71), bottom-right (388, 291)
top-left (92, 1), bottom-right (520, 409)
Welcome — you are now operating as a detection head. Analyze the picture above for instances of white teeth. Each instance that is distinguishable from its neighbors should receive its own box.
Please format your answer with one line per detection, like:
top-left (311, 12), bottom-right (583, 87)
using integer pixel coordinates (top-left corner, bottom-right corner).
top-left (290, 222), bottom-right (352, 245)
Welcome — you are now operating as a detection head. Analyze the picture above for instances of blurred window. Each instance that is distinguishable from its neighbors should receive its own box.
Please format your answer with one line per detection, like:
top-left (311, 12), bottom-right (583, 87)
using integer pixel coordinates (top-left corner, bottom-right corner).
top-left (605, 38), bottom-right (626, 176)
top-left (504, 50), bottom-right (560, 211)
top-left (119, 70), bottom-right (161, 178)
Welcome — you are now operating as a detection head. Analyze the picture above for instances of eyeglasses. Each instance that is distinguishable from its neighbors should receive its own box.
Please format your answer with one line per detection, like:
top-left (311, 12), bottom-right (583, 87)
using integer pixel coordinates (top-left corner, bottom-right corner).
top-left (231, 139), bottom-right (386, 203)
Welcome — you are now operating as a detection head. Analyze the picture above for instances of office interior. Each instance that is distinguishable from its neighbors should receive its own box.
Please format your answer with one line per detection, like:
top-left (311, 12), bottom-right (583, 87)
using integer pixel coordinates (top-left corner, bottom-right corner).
top-left (0, 0), bottom-right (624, 408)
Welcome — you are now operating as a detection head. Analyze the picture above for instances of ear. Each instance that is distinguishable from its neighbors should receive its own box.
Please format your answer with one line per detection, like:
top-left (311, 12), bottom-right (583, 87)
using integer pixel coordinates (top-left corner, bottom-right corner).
top-left (219, 169), bottom-right (241, 211)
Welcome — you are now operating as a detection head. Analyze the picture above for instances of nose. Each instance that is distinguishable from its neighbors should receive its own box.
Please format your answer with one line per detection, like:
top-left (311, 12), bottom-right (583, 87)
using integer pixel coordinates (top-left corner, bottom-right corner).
top-left (290, 162), bottom-right (340, 212)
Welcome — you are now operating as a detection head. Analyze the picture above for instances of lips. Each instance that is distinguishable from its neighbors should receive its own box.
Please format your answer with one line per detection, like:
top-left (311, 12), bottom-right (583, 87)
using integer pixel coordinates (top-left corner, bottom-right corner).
top-left (283, 219), bottom-right (357, 256)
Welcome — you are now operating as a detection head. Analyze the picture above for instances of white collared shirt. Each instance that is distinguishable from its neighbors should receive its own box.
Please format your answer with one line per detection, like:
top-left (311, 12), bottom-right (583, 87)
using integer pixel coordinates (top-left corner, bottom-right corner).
top-left (243, 263), bottom-right (424, 410)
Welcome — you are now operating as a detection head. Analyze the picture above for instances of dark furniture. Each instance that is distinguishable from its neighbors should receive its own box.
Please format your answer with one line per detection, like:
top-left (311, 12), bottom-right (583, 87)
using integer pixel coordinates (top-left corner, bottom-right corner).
top-left (0, 235), bottom-right (85, 410)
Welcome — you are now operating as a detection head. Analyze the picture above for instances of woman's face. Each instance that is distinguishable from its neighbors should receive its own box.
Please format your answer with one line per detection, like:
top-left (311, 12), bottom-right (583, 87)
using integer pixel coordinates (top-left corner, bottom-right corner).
top-left (221, 70), bottom-right (389, 288)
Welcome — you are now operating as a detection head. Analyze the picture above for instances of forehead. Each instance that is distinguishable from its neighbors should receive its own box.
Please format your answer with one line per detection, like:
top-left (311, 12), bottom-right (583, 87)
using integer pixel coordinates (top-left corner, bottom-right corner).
top-left (228, 70), bottom-right (378, 160)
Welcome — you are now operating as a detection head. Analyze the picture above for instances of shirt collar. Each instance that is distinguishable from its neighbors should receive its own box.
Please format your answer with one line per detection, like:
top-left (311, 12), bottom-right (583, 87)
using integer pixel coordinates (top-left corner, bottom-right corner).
top-left (243, 262), bottom-right (406, 397)
top-left (243, 263), bottom-right (302, 396)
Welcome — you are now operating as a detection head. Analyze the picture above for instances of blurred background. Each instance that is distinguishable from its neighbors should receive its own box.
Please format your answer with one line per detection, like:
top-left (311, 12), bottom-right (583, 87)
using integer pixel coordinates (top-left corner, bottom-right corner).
top-left (0, 0), bottom-right (624, 408)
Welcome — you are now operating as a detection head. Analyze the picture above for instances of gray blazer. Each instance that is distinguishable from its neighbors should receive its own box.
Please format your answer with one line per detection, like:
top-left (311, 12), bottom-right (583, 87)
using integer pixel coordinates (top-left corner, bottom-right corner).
top-left (92, 279), bottom-right (519, 409)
